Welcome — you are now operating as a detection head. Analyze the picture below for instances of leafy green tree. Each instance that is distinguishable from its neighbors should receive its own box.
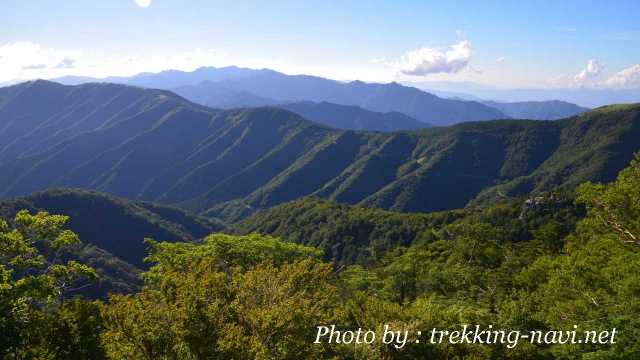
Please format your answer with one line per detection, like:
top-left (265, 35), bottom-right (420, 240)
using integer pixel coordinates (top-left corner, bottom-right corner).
top-left (576, 153), bottom-right (640, 247)
top-left (0, 210), bottom-right (98, 359)
top-left (102, 233), bottom-right (339, 360)
top-left (143, 233), bottom-right (322, 276)
top-left (508, 153), bottom-right (640, 359)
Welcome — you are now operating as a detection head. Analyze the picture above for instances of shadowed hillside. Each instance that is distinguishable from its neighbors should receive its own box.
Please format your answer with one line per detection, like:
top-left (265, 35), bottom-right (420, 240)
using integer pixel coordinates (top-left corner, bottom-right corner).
top-left (1, 81), bottom-right (638, 222)
top-left (277, 101), bottom-right (431, 131)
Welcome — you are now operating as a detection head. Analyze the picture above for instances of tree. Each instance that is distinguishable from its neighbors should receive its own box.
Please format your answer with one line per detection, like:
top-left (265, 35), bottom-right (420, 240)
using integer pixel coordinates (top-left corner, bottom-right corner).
top-left (0, 210), bottom-right (98, 358)
top-left (509, 153), bottom-right (640, 359)
top-left (576, 153), bottom-right (640, 246)
top-left (102, 234), bottom-right (340, 360)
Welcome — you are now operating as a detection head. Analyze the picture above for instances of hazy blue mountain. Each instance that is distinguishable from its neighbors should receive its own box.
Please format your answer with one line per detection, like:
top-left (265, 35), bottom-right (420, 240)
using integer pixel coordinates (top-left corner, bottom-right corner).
top-left (114, 66), bottom-right (278, 89)
top-left (278, 101), bottom-right (430, 131)
top-left (1, 81), bottom-right (639, 223)
top-left (410, 82), bottom-right (589, 119)
top-left (407, 80), bottom-right (640, 108)
top-left (51, 75), bottom-right (103, 85)
top-left (172, 80), bottom-right (280, 108)
top-left (172, 80), bottom-right (430, 131)
top-left (174, 74), bottom-right (507, 126)
top-left (481, 100), bottom-right (589, 120)
top-left (55, 66), bottom-right (508, 126)
top-left (0, 79), bottom-right (24, 87)
top-left (426, 89), bottom-right (485, 101)
top-left (55, 66), bottom-right (276, 88)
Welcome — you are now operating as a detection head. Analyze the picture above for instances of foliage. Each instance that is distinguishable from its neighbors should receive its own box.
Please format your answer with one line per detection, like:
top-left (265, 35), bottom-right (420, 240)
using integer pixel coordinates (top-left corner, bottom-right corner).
top-left (507, 153), bottom-right (640, 359)
top-left (144, 232), bottom-right (322, 275)
top-left (234, 195), bottom-right (581, 265)
top-left (0, 188), bottom-right (225, 298)
top-left (2, 153), bottom-right (640, 359)
top-left (0, 210), bottom-right (100, 359)
top-left (576, 153), bottom-right (640, 246)
top-left (102, 235), bottom-right (338, 360)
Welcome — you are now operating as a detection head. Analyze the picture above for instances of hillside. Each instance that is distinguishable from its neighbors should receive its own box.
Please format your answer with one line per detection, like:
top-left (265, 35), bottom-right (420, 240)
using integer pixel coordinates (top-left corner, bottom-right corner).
top-left (277, 101), bottom-right (430, 131)
top-left (209, 104), bottom-right (640, 221)
top-left (172, 80), bottom-right (280, 108)
top-left (233, 195), bottom-right (584, 265)
top-left (471, 104), bottom-right (640, 204)
top-left (1, 81), bottom-right (639, 222)
top-left (233, 197), bottom-right (466, 264)
top-left (0, 79), bottom-right (211, 165)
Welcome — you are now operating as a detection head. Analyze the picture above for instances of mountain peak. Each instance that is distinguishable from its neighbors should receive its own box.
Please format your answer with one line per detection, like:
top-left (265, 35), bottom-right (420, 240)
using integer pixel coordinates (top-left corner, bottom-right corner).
top-left (28, 78), bottom-right (61, 86)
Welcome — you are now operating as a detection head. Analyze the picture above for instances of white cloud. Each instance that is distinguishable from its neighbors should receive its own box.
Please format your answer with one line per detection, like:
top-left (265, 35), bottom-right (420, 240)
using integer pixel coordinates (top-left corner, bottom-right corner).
top-left (22, 64), bottom-right (48, 70)
top-left (0, 41), bottom-right (395, 84)
top-left (549, 60), bottom-right (640, 89)
top-left (394, 41), bottom-right (472, 76)
top-left (0, 41), bottom-right (224, 82)
top-left (496, 56), bottom-right (505, 63)
top-left (368, 57), bottom-right (387, 65)
top-left (135, 0), bottom-right (152, 8)
top-left (0, 42), bottom-right (81, 81)
top-left (574, 59), bottom-right (603, 85)
top-left (603, 64), bottom-right (640, 88)
top-left (549, 59), bottom-right (604, 88)
top-left (54, 58), bottom-right (76, 69)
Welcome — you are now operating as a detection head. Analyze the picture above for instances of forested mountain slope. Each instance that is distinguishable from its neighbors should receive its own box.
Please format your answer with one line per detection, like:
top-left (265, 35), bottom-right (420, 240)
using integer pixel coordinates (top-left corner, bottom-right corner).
top-left (1, 81), bottom-right (638, 222)
top-left (233, 194), bottom-right (583, 265)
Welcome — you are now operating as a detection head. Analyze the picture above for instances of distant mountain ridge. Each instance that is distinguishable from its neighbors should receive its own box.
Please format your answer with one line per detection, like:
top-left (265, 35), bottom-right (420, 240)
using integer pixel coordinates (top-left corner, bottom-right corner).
top-left (54, 66), bottom-right (508, 126)
top-left (277, 101), bottom-right (430, 131)
top-left (1, 80), bottom-right (639, 222)
top-left (171, 80), bottom-right (281, 109)
top-left (165, 80), bottom-right (430, 131)
top-left (481, 100), bottom-right (588, 120)
top-left (407, 80), bottom-right (640, 108)
top-left (52, 66), bottom-right (591, 123)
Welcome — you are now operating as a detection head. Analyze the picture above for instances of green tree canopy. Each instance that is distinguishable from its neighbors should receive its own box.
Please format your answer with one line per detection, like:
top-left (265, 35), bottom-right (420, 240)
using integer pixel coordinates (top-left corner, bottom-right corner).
top-left (0, 210), bottom-right (98, 359)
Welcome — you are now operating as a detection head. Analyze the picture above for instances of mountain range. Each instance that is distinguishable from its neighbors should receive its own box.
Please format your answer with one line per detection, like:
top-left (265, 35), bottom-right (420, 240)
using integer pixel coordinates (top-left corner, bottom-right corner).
top-left (410, 80), bottom-right (640, 108)
top-left (480, 100), bottom-right (589, 120)
top-left (163, 81), bottom-right (433, 131)
top-left (53, 66), bottom-right (587, 125)
top-left (1, 80), bottom-right (638, 222)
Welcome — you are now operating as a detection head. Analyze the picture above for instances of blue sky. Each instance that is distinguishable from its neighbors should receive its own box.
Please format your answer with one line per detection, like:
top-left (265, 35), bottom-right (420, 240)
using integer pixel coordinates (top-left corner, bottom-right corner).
top-left (1, 0), bottom-right (639, 88)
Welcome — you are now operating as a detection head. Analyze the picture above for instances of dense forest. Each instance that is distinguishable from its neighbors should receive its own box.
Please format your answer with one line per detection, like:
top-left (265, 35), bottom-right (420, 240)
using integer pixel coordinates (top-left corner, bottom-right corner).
top-left (2, 152), bottom-right (638, 359)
